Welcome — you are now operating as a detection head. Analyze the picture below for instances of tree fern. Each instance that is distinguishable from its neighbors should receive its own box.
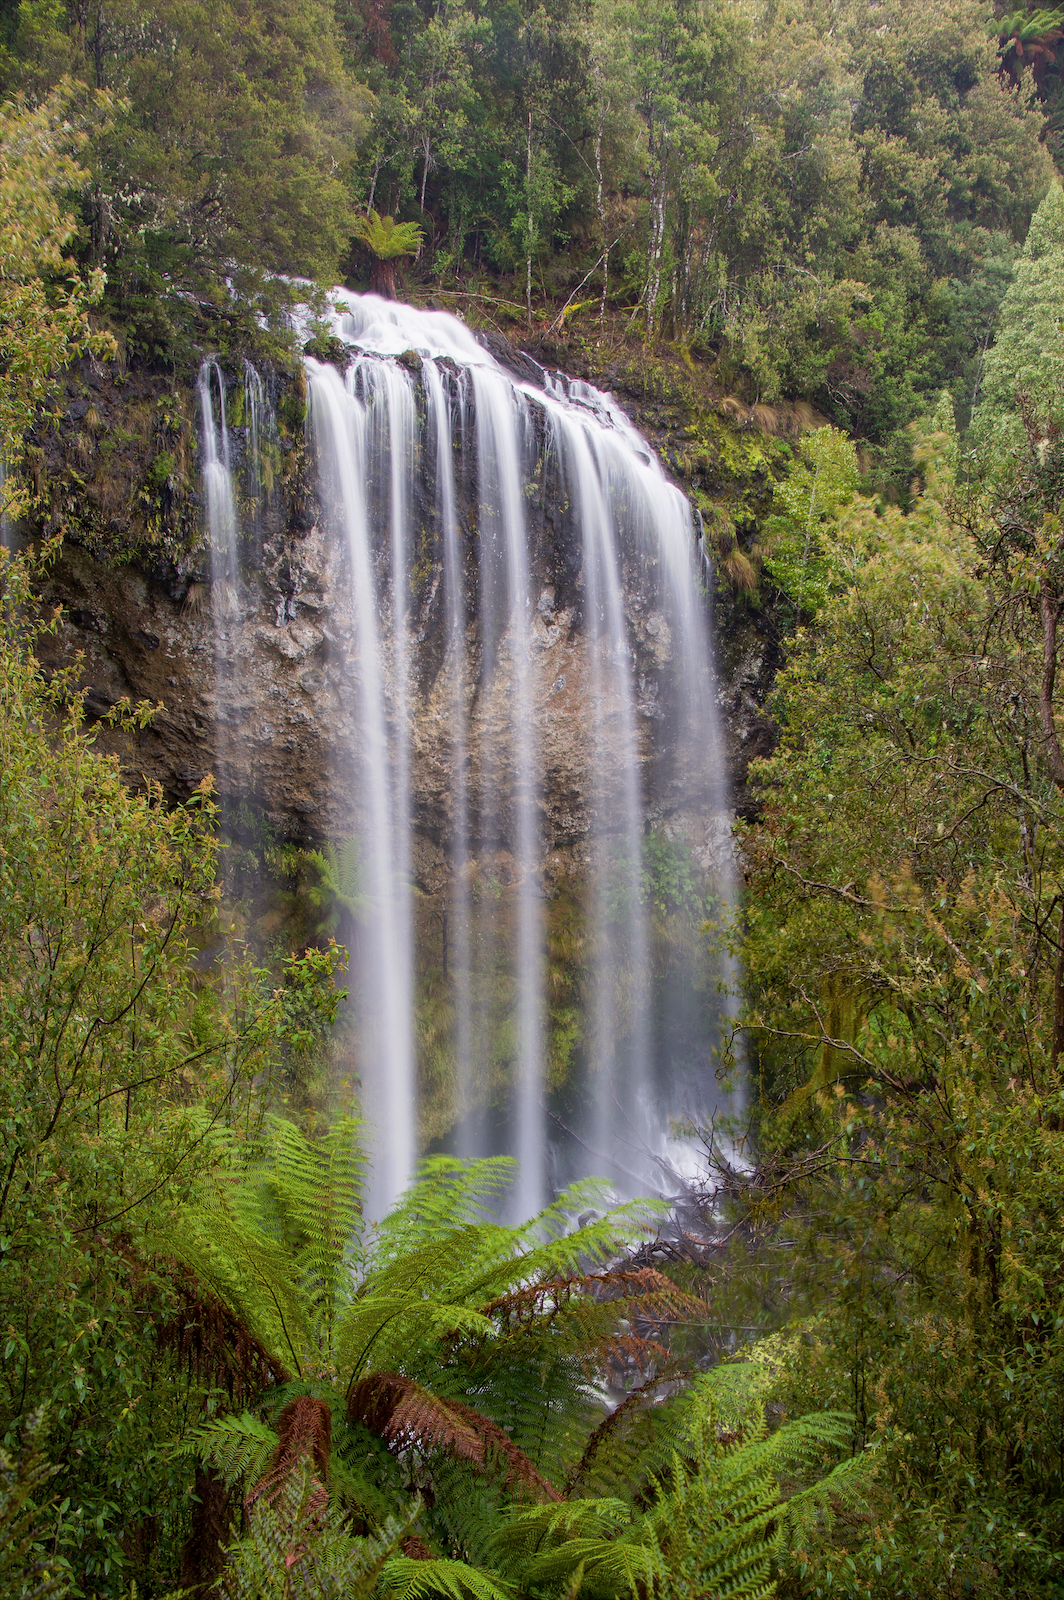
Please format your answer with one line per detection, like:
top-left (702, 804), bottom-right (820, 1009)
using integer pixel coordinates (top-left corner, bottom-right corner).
top-left (377, 1555), bottom-right (515, 1600)
top-left (303, 839), bottom-right (368, 941)
top-left (215, 1464), bottom-right (411, 1600)
top-left (488, 1370), bottom-right (869, 1600)
top-left (162, 1119), bottom-right (866, 1600)
top-left (347, 1374), bottom-right (560, 1501)
top-left (352, 211), bottom-right (425, 263)
top-left (178, 1412), bottom-right (279, 1492)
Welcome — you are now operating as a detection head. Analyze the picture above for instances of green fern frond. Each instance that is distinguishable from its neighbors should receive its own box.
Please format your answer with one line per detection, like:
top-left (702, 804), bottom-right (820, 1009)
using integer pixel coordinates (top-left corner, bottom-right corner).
top-left (776, 1447), bottom-right (873, 1545)
top-left (487, 1496), bottom-right (631, 1559)
top-left (331, 1449), bottom-right (407, 1524)
top-left (348, 1373), bottom-right (561, 1501)
top-left (352, 210), bottom-right (425, 262)
top-left (247, 1115), bottom-right (368, 1344)
top-left (337, 1291), bottom-right (493, 1383)
top-left (217, 1464), bottom-right (413, 1600)
top-left (377, 1555), bottom-right (516, 1600)
top-left (304, 839), bottom-right (368, 938)
top-left (163, 1115), bottom-right (369, 1379)
top-left (164, 1202), bottom-right (314, 1376)
top-left (419, 1462), bottom-right (509, 1568)
top-left (370, 1159), bottom-right (517, 1258)
top-left (0, 1410), bottom-right (70, 1600)
top-left (177, 1413), bottom-right (279, 1491)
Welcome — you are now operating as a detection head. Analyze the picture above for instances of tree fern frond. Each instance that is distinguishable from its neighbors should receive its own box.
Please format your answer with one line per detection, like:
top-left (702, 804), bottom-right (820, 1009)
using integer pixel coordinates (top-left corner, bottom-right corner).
top-left (362, 1227), bottom-right (507, 1300)
top-left (0, 1409), bottom-right (70, 1600)
top-left (574, 1363), bottom-right (771, 1498)
top-left (246, 1397), bottom-right (333, 1516)
top-left (514, 1534), bottom-right (653, 1598)
top-left (377, 1555), bottom-right (515, 1600)
top-left (429, 1346), bottom-right (602, 1481)
top-left (177, 1412), bottom-right (278, 1492)
top-left (778, 1447), bottom-right (873, 1545)
top-left (566, 1375), bottom-right (676, 1496)
top-left (509, 1188), bottom-right (668, 1275)
top-left (336, 1291), bottom-right (493, 1383)
top-left (348, 1373), bottom-right (562, 1501)
top-left (330, 1449), bottom-right (407, 1526)
top-left (370, 1158), bottom-right (517, 1254)
top-left (164, 1203), bottom-right (312, 1375)
top-left (479, 1267), bottom-right (699, 1331)
top-left (236, 1115), bottom-right (368, 1349)
top-left (419, 1461), bottom-right (510, 1567)
top-left (641, 1448), bottom-right (780, 1600)
top-left (217, 1464), bottom-right (413, 1600)
top-left (487, 1497), bottom-right (632, 1560)
top-left (352, 210), bottom-right (425, 263)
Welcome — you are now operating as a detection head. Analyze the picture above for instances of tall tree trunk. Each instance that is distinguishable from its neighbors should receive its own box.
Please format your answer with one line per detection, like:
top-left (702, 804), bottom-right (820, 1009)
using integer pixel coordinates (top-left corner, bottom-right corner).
top-left (419, 136), bottom-right (432, 212)
top-left (644, 133), bottom-right (669, 337)
top-left (526, 108), bottom-right (534, 328)
top-left (1039, 577), bottom-right (1064, 793)
top-left (595, 103), bottom-right (609, 330)
top-left (1038, 576), bottom-right (1064, 1072)
top-left (370, 256), bottom-right (397, 298)
top-left (1052, 901), bottom-right (1064, 1073)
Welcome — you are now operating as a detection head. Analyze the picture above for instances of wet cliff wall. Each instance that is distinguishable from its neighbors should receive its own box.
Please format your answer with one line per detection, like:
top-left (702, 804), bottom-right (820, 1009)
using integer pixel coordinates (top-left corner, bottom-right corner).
top-left (31, 326), bottom-right (782, 847)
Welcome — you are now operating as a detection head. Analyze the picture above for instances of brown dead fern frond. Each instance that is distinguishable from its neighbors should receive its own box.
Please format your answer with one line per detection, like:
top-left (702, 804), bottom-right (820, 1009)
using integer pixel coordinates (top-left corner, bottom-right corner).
top-left (566, 1374), bottom-right (678, 1495)
top-left (602, 1332), bottom-right (670, 1376)
top-left (245, 1396), bottom-right (332, 1522)
top-left (348, 1372), bottom-right (561, 1502)
top-left (401, 1534), bottom-right (434, 1559)
top-left (153, 1258), bottom-right (290, 1401)
top-left (482, 1266), bottom-right (696, 1330)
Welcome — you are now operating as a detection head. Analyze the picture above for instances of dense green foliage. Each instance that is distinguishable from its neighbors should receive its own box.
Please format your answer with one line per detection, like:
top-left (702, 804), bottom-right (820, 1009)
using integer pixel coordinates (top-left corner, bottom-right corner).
top-left (976, 178), bottom-right (1064, 445)
top-left (0, 0), bottom-right (1058, 468)
top-left (730, 195), bottom-right (1064, 1584)
top-left (0, 82), bottom-right (112, 514)
top-left (7, 0), bottom-right (1064, 1595)
top-left (166, 1116), bottom-right (865, 1599)
top-left (0, 546), bottom-right (343, 1593)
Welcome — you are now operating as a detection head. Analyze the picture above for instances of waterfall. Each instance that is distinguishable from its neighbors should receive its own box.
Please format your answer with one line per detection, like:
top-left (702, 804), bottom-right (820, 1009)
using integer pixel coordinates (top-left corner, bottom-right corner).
top-left (423, 361), bottom-right (474, 1144)
top-left (540, 384), bottom-right (651, 1188)
top-left (197, 361), bottom-right (239, 613)
top-left (301, 292), bottom-right (734, 1214)
top-left (305, 360), bottom-right (417, 1211)
top-left (243, 359), bottom-right (275, 522)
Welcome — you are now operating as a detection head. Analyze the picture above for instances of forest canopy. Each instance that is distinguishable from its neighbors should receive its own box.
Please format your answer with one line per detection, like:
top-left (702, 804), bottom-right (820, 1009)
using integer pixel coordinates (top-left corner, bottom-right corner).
top-left (0, 0), bottom-right (1056, 456)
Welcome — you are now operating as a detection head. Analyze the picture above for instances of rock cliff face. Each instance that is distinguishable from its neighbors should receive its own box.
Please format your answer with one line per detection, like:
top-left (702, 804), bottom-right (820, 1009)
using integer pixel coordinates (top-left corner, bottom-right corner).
top-left (34, 337), bottom-right (778, 861)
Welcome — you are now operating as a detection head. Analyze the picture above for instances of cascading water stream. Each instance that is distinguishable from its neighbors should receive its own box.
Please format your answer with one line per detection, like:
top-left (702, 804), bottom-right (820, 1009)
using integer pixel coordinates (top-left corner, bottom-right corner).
top-left (197, 359), bottom-right (243, 804)
top-left (423, 360), bottom-right (475, 1140)
top-left (198, 360), bottom-right (239, 613)
top-left (243, 359), bottom-right (273, 522)
top-left (540, 390), bottom-right (651, 1186)
top-left (296, 292), bottom-right (734, 1213)
top-left (470, 364), bottom-right (545, 1218)
top-left (305, 360), bottom-right (416, 1212)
